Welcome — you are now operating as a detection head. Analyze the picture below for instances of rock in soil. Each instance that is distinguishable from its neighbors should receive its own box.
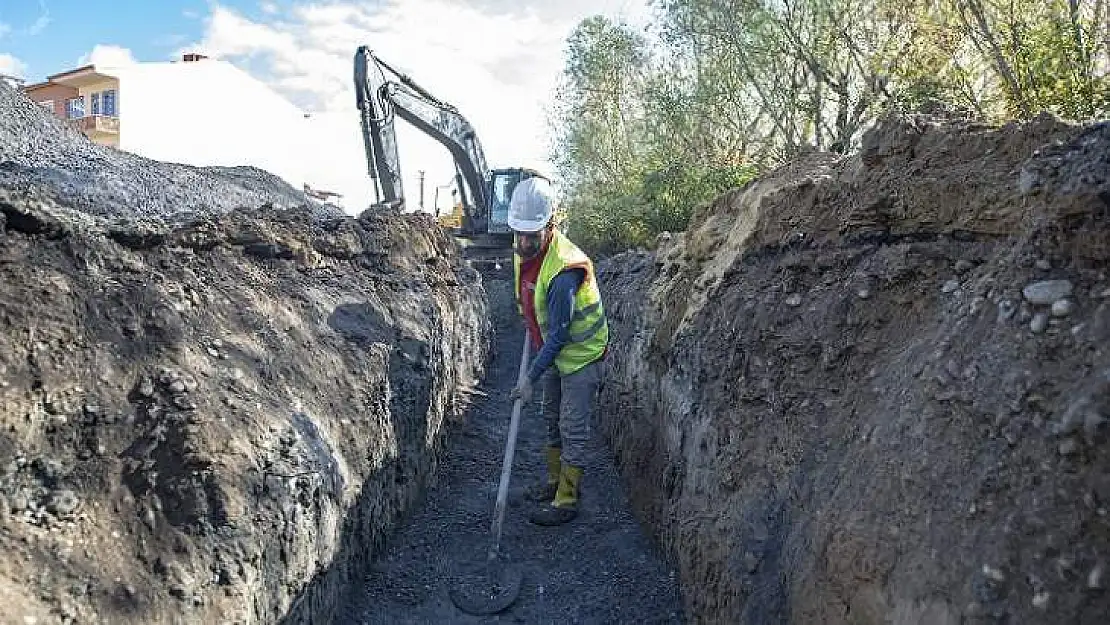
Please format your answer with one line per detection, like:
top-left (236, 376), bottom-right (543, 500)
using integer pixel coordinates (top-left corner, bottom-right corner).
top-left (1023, 280), bottom-right (1074, 305)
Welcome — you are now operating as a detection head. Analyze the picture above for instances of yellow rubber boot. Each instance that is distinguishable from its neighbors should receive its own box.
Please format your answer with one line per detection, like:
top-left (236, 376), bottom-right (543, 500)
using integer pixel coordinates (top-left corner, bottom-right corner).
top-left (530, 463), bottom-right (582, 526)
top-left (524, 446), bottom-right (561, 502)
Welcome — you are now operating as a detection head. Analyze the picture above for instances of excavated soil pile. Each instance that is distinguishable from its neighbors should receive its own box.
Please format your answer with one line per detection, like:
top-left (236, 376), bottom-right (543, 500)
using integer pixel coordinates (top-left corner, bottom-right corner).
top-left (0, 82), bottom-right (325, 223)
top-left (597, 112), bottom-right (1110, 624)
top-left (0, 82), bottom-right (490, 624)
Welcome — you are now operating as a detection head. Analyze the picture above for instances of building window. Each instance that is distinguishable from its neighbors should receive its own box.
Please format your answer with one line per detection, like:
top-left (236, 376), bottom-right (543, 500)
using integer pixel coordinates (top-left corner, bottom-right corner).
top-left (91, 92), bottom-right (101, 116)
top-left (65, 96), bottom-right (84, 119)
top-left (101, 89), bottom-right (117, 116)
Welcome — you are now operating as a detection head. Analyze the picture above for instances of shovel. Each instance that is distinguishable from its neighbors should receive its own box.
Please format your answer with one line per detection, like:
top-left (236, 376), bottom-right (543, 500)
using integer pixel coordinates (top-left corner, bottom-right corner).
top-left (447, 331), bottom-right (530, 615)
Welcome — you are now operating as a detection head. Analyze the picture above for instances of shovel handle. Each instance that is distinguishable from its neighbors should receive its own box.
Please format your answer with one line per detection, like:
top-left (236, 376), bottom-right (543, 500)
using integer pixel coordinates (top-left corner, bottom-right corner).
top-left (489, 330), bottom-right (531, 556)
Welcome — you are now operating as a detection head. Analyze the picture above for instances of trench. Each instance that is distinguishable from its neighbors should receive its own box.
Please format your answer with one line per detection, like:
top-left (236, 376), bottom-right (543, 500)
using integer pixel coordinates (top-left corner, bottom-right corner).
top-left (330, 267), bottom-right (685, 624)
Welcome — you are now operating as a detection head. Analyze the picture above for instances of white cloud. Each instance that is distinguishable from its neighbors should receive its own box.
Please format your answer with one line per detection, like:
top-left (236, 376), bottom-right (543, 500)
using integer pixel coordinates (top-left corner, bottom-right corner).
top-left (78, 44), bottom-right (138, 68)
top-left (0, 22), bottom-right (11, 40)
top-left (0, 53), bottom-right (27, 78)
top-left (180, 0), bottom-right (651, 213)
top-left (27, 0), bottom-right (51, 35)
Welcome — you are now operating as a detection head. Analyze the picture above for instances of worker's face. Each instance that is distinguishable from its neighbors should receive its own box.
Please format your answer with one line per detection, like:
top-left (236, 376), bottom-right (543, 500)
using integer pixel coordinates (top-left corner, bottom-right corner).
top-left (514, 228), bottom-right (547, 259)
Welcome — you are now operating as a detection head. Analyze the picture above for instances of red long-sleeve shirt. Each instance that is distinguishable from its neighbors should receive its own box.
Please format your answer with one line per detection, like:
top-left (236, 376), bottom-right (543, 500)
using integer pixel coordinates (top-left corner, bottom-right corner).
top-left (518, 254), bottom-right (544, 351)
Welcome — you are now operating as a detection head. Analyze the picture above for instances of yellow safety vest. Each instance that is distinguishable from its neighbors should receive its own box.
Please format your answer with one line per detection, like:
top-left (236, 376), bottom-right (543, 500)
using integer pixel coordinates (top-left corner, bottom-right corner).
top-left (513, 230), bottom-right (609, 375)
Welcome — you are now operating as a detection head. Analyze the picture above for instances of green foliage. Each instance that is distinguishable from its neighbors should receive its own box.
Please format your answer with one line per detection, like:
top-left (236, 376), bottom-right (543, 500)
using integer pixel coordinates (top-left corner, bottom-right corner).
top-left (563, 161), bottom-right (759, 255)
top-left (549, 1), bottom-right (1110, 255)
top-left (891, 0), bottom-right (1110, 119)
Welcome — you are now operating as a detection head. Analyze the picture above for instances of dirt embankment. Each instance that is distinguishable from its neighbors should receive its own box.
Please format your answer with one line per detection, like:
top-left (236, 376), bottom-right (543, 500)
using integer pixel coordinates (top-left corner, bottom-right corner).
top-left (0, 80), bottom-right (491, 624)
top-left (0, 194), bottom-right (490, 625)
top-left (597, 113), bottom-right (1110, 624)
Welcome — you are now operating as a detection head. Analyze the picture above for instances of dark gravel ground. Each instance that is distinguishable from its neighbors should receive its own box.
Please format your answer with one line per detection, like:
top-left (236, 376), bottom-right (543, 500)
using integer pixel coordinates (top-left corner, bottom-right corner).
top-left (338, 269), bottom-right (685, 624)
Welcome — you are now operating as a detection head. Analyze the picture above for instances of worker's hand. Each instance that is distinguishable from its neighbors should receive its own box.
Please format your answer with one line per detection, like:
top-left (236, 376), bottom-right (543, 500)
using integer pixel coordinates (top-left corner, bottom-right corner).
top-left (510, 378), bottom-right (533, 405)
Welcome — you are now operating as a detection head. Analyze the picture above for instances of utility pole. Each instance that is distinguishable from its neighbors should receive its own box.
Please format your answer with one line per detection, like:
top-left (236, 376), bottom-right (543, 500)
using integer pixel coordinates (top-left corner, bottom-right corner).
top-left (418, 170), bottom-right (425, 211)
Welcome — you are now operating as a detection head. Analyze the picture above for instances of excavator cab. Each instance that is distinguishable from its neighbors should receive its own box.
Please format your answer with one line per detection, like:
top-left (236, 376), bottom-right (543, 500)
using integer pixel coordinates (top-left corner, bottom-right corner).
top-left (445, 167), bottom-right (539, 255)
top-left (488, 170), bottom-right (518, 234)
top-left (487, 167), bottom-right (542, 234)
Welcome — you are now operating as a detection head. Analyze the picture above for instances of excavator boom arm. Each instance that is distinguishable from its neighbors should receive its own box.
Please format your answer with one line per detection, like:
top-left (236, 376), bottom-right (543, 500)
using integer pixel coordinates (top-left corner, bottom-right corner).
top-left (354, 47), bottom-right (403, 206)
top-left (354, 46), bottom-right (491, 227)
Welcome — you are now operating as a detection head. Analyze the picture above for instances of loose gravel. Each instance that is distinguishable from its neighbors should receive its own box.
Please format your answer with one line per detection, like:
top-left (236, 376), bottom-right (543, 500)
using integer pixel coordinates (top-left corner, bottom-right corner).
top-left (0, 80), bottom-right (341, 226)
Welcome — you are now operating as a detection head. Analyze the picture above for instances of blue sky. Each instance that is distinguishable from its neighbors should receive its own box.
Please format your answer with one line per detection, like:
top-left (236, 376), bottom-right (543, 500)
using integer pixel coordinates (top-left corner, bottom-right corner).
top-left (0, 1), bottom-right (272, 81)
top-left (1, 0), bottom-right (650, 84)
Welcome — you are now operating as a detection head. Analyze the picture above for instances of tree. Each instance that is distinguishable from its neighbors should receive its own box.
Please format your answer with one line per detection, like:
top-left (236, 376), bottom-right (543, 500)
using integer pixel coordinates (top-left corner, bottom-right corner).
top-left (547, 0), bottom-right (1109, 254)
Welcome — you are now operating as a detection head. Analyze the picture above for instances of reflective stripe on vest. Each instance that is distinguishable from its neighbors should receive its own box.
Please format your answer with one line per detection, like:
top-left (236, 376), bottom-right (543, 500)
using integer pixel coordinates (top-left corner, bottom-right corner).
top-left (513, 231), bottom-right (608, 375)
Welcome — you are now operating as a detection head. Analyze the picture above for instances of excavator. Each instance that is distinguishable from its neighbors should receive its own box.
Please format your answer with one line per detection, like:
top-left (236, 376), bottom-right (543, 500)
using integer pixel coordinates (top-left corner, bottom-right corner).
top-left (353, 46), bottom-right (544, 263)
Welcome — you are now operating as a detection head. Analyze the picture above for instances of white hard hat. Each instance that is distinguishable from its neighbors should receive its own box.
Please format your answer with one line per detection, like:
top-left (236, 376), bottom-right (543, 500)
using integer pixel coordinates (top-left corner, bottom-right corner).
top-left (507, 176), bottom-right (556, 232)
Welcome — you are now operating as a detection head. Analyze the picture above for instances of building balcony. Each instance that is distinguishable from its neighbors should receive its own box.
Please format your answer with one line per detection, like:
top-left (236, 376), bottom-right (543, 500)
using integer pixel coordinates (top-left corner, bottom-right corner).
top-left (73, 115), bottom-right (120, 135)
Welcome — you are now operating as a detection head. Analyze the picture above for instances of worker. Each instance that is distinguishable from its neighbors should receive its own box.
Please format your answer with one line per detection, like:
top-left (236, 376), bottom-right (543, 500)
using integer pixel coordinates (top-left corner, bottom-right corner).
top-left (507, 176), bottom-right (609, 526)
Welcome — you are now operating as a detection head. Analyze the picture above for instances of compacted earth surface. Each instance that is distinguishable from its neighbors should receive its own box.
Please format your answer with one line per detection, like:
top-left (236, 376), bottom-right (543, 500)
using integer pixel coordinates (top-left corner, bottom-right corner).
top-left (338, 267), bottom-right (685, 624)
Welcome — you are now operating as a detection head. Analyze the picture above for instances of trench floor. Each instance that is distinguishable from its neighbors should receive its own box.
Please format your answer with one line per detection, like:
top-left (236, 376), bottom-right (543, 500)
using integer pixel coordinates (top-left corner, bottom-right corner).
top-left (337, 274), bottom-right (684, 624)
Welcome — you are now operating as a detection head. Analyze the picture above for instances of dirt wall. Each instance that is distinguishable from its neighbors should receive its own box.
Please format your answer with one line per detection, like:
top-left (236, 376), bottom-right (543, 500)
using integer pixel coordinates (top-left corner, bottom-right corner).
top-left (596, 114), bottom-right (1110, 624)
top-left (0, 190), bottom-right (491, 624)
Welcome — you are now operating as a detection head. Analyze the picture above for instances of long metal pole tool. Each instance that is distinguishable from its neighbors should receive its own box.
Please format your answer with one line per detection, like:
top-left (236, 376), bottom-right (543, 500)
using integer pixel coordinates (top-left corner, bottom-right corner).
top-left (489, 330), bottom-right (530, 557)
top-left (448, 330), bottom-right (529, 616)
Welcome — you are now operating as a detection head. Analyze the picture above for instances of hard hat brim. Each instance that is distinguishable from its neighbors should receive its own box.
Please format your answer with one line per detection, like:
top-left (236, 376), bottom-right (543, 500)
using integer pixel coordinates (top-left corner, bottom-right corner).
top-left (507, 215), bottom-right (549, 233)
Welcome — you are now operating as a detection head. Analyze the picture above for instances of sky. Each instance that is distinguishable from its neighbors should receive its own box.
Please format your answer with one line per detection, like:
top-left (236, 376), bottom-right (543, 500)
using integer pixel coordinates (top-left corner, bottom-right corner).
top-left (0, 0), bottom-right (653, 213)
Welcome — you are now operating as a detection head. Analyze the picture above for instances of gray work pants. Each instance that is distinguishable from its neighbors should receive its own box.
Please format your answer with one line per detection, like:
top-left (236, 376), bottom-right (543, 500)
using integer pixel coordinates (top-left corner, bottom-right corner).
top-left (539, 360), bottom-right (602, 468)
